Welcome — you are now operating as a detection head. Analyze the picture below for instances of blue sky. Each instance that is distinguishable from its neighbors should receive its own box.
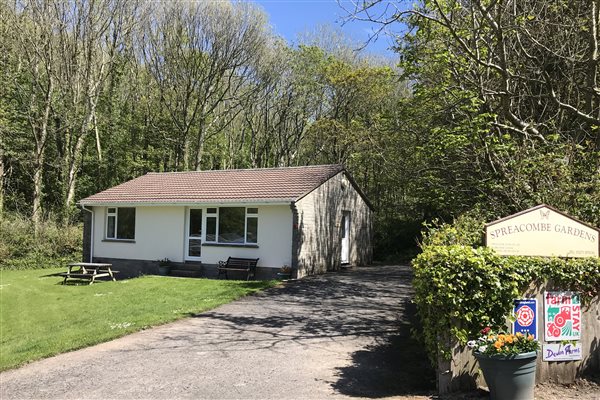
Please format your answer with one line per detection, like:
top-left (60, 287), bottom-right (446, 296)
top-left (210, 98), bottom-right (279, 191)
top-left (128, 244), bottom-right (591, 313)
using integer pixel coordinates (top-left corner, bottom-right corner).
top-left (252, 0), bottom-right (397, 58)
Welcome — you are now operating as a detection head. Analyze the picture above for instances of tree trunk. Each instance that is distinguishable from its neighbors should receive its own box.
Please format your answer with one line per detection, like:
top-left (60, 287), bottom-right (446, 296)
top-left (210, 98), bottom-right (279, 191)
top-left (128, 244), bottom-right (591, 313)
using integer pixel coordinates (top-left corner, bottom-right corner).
top-left (194, 116), bottom-right (206, 171)
top-left (32, 155), bottom-right (44, 231)
top-left (0, 143), bottom-right (4, 216)
top-left (32, 77), bottom-right (53, 233)
top-left (63, 119), bottom-right (91, 224)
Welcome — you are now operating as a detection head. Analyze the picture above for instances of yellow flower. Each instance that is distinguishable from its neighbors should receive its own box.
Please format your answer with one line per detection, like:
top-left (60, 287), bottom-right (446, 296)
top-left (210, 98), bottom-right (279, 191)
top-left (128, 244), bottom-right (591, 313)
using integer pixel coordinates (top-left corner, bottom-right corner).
top-left (527, 334), bottom-right (534, 341)
top-left (494, 341), bottom-right (503, 349)
top-left (516, 332), bottom-right (523, 338)
top-left (505, 335), bottom-right (514, 344)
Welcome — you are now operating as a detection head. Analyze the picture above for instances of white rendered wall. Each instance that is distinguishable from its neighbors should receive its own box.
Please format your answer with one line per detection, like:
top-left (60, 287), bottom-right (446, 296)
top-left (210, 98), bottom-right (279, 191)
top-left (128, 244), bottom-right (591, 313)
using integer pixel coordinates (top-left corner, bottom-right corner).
top-left (92, 205), bottom-right (292, 268)
top-left (199, 205), bottom-right (293, 268)
top-left (93, 206), bottom-right (186, 262)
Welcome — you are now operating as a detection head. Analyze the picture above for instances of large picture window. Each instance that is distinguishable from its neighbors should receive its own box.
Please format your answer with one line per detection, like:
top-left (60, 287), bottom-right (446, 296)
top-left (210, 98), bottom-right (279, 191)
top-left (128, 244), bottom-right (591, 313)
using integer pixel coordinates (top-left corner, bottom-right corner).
top-left (204, 207), bottom-right (258, 245)
top-left (106, 207), bottom-right (136, 240)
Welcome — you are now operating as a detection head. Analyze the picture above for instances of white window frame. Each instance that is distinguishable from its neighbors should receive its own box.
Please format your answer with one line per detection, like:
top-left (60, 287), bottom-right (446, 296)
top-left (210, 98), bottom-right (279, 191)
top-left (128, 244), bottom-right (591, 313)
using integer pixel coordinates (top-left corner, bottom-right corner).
top-left (105, 207), bottom-right (135, 240)
top-left (245, 208), bottom-right (258, 244)
top-left (204, 207), bottom-right (258, 245)
top-left (204, 208), bottom-right (218, 243)
top-left (106, 207), bottom-right (117, 239)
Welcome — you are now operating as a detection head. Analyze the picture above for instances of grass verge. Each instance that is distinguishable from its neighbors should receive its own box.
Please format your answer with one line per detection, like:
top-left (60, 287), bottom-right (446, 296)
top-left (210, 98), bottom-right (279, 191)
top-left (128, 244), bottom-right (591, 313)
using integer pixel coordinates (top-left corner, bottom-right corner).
top-left (0, 268), bottom-right (277, 371)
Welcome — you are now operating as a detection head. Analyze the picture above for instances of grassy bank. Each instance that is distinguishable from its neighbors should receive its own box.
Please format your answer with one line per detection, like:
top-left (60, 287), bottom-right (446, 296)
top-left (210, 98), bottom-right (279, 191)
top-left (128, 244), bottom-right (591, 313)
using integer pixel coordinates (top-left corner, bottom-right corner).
top-left (0, 268), bottom-right (276, 371)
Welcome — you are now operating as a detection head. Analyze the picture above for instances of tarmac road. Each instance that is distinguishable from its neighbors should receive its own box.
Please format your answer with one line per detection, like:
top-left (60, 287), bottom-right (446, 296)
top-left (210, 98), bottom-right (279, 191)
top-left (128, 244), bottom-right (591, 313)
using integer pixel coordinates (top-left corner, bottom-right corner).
top-left (0, 265), bottom-right (434, 399)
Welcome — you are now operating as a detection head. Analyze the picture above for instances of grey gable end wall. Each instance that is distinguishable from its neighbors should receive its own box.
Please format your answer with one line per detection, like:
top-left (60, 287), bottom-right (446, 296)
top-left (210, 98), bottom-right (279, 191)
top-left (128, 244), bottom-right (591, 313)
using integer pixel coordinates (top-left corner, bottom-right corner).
top-left (294, 172), bottom-right (373, 278)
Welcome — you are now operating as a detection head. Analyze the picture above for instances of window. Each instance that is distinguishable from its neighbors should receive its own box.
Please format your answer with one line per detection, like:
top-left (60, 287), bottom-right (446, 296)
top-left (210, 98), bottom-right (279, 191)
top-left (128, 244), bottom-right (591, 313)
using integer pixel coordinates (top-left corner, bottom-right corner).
top-left (206, 208), bottom-right (217, 242)
top-left (204, 207), bottom-right (258, 245)
top-left (246, 208), bottom-right (258, 243)
top-left (106, 207), bottom-right (136, 240)
top-left (219, 207), bottom-right (245, 243)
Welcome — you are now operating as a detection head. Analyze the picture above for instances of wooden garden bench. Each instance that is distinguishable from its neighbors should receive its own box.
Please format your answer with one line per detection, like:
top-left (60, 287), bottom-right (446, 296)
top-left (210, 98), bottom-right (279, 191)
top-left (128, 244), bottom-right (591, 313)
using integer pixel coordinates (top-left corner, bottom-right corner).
top-left (217, 257), bottom-right (259, 281)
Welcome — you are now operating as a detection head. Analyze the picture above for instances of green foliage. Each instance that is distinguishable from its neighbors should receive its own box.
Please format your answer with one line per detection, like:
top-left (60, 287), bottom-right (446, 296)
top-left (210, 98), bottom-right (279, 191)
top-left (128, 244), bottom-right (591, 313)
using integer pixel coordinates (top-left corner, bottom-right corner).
top-left (0, 213), bottom-right (82, 269)
top-left (0, 268), bottom-right (276, 370)
top-left (412, 218), bottom-right (600, 365)
top-left (373, 217), bottom-right (422, 261)
top-left (420, 213), bottom-right (486, 248)
top-left (2, 0), bottom-right (600, 264)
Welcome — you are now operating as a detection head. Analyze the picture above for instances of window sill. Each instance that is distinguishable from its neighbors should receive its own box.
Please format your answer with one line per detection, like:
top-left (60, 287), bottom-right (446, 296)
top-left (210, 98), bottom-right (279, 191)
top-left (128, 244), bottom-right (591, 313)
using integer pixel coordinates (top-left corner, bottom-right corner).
top-left (202, 243), bottom-right (259, 249)
top-left (102, 239), bottom-right (136, 243)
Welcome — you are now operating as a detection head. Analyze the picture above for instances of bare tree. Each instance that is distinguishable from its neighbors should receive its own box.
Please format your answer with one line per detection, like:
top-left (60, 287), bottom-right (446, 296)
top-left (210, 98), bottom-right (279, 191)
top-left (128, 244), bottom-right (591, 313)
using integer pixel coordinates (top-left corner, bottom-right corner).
top-left (7, 0), bottom-right (140, 224)
top-left (142, 0), bottom-right (269, 171)
top-left (8, 0), bottom-right (56, 228)
top-left (346, 0), bottom-right (600, 146)
top-left (51, 0), bottom-right (140, 219)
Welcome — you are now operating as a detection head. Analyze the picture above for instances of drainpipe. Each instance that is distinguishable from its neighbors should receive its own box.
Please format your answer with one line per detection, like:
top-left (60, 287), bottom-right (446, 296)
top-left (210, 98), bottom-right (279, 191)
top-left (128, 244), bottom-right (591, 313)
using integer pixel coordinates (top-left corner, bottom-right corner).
top-left (79, 204), bottom-right (94, 263)
top-left (289, 201), bottom-right (300, 278)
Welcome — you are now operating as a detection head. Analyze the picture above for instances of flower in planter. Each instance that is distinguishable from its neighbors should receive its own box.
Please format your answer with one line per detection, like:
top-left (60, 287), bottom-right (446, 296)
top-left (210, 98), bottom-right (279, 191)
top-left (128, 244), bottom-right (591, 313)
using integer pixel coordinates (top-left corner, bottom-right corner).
top-left (157, 258), bottom-right (171, 267)
top-left (467, 327), bottom-right (540, 356)
top-left (279, 265), bottom-right (292, 274)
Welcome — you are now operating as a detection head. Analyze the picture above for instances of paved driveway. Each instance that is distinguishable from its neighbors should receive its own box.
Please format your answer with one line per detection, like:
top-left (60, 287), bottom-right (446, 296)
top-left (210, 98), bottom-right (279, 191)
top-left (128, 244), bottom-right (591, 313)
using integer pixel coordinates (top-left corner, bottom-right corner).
top-left (0, 265), bottom-right (434, 399)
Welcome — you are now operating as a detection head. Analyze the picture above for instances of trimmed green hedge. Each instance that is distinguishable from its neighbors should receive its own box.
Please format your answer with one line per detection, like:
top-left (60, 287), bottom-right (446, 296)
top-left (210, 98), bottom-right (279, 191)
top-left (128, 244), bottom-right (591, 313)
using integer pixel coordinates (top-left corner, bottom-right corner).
top-left (412, 217), bottom-right (600, 364)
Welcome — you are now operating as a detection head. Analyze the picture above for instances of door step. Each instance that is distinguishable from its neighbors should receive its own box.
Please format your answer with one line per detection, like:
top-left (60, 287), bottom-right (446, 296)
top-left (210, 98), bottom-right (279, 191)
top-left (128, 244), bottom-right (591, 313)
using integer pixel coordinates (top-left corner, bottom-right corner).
top-left (169, 269), bottom-right (203, 278)
top-left (169, 263), bottom-right (203, 278)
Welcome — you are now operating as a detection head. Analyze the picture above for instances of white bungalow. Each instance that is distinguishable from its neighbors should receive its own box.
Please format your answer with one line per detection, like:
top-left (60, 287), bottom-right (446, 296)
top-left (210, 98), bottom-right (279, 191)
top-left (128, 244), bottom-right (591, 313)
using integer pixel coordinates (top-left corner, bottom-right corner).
top-left (78, 164), bottom-right (373, 279)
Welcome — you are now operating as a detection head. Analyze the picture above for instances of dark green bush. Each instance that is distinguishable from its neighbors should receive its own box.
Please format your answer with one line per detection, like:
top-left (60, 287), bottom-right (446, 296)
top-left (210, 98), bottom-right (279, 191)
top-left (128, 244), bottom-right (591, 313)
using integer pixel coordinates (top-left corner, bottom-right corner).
top-left (412, 216), bottom-right (600, 365)
top-left (0, 213), bottom-right (82, 270)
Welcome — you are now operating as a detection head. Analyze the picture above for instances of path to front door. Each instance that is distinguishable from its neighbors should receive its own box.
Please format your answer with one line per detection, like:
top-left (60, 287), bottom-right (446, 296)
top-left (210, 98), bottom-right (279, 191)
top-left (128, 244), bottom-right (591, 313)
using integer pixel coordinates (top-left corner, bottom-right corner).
top-left (0, 266), bottom-right (435, 399)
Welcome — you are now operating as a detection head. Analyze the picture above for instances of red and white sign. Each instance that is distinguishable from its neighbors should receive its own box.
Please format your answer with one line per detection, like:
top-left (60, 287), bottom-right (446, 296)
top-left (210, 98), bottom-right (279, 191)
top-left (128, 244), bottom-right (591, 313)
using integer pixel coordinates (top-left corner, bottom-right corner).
top-left (544, 292), bottom-right (582, 341)
top-left (517, 305), bottom-right (535, 327)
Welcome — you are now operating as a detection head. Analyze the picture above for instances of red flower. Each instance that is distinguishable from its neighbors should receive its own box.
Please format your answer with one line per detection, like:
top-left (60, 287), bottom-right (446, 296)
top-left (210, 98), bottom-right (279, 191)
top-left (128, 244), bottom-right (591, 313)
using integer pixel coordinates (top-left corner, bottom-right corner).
top-left (481, 327), bottom-right (491, 335)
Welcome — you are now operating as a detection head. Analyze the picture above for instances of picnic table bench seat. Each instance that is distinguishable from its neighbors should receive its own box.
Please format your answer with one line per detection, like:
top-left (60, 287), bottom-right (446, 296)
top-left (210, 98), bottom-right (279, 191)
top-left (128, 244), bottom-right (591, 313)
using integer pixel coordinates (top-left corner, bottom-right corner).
top-left (217, 257), bottom-right (259, 281)
top-left (59, 263), bottom-right (118, 285)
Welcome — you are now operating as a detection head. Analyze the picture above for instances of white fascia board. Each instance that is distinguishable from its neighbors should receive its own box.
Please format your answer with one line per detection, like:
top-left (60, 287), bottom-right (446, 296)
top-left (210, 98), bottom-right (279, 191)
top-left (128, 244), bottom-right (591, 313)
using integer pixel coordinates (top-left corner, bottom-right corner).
top-left (78, 199), bottom-right (295, 207)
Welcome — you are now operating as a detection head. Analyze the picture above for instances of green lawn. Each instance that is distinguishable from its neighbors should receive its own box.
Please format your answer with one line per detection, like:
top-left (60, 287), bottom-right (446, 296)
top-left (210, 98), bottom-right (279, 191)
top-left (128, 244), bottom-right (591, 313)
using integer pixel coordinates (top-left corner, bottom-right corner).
top-left (0, 268), bottom-right (276, 371)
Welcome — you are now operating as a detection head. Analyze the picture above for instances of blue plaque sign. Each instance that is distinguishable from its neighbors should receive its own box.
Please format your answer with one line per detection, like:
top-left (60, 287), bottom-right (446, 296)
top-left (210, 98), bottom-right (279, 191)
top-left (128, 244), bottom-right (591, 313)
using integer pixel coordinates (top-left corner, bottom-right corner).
top-left (513, 299), bottom-right (538, 339)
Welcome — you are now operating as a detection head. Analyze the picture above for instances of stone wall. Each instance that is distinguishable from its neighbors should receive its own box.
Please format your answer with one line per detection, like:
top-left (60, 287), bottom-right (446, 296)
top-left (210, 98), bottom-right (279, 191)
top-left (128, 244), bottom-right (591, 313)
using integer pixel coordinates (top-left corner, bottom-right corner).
top-left (294, 171), bottom-right (373, 278)
top-left (439, 281), bottom-right (599, 394)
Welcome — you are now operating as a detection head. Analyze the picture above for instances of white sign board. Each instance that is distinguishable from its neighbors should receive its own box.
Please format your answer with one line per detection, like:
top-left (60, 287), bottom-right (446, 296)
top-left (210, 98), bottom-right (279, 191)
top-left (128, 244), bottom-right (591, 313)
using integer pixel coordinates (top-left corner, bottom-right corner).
top-left (543, 343), bottom-right (583, 361)
top-left (485, 204), bottom-right (599, 258)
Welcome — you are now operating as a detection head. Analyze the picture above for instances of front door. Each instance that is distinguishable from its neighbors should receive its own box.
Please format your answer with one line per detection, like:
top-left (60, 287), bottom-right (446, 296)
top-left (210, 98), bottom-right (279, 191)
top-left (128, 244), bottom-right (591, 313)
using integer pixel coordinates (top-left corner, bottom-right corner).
top-left (341, 211), bottom-right (350, 264)
top-left (186, 208), bottom-right (202, 260)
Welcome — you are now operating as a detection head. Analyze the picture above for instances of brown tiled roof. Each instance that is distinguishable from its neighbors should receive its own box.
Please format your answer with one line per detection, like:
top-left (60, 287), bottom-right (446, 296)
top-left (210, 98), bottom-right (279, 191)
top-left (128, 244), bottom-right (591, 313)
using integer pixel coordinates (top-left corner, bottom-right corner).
top-left (80, 164), bottom-right (345, 205)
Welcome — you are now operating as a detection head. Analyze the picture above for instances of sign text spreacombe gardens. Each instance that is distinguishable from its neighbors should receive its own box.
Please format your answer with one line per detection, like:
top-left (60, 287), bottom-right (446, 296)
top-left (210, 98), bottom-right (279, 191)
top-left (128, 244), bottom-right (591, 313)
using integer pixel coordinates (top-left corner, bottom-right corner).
top-left (485, 204), bottom-right (599, 258)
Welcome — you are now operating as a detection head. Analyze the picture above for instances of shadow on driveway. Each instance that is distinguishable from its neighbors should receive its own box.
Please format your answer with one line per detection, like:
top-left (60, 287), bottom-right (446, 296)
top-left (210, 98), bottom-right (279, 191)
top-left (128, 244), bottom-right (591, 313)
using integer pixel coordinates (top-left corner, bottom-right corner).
top-left (193, 265), bottom-right (436, 397)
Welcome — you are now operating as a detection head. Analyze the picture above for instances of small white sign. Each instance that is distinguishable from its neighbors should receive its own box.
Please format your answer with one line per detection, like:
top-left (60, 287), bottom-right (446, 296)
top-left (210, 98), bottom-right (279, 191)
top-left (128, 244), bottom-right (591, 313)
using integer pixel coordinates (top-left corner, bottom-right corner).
top-left (543, 342), bottom-right (583, 361)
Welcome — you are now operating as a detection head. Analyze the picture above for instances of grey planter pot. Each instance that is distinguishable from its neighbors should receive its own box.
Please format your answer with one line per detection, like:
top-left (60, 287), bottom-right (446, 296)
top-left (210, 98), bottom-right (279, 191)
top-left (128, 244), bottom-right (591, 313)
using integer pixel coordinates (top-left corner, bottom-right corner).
top-left (158, 266), bottom-right (170, 276)
top-left (475, 351), bottom-right (538, 400)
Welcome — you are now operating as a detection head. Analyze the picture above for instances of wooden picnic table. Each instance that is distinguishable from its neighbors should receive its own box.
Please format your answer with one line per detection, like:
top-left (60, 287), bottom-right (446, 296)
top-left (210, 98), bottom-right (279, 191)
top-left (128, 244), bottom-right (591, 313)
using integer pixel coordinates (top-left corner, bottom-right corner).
top-left (59, 262), bottom-right (118, 285)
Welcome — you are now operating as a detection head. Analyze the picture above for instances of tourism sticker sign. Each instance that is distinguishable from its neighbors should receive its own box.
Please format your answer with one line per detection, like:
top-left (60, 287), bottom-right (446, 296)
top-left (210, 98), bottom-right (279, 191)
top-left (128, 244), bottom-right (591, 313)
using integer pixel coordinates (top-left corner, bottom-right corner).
top-left (544, 292), bottom-right (582, 341)
top-left (485, 204), bottom-right (599, 258)
top-left (513, 299), bottom-right (537, 339)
